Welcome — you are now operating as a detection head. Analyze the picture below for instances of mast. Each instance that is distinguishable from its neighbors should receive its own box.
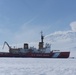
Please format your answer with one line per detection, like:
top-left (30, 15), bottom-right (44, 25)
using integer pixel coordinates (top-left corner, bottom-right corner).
top-left (41, 31), bottom-right (44, 43)
top-left (39, 31), bottom-right (44, 49)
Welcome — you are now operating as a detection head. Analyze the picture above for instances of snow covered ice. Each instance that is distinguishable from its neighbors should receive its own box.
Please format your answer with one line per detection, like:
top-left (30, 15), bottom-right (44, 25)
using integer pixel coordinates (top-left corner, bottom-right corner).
top-left (0, 58), bottom-right (76, 75)
top-left (0, 30), bottom-right (76, 75)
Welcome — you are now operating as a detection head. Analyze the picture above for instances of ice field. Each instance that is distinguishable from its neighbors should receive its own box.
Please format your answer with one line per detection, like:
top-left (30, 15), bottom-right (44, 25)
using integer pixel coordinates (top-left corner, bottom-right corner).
top-left (0, 58), bottom-right (76, 75)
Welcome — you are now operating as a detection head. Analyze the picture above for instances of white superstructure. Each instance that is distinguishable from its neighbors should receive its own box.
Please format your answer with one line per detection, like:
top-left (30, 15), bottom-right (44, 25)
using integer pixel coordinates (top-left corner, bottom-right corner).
top-left (3, 32), bottom-right (51, 54)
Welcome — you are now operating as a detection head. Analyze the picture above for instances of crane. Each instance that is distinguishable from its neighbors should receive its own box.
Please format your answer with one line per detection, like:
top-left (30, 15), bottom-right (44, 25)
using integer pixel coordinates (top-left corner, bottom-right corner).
top-left (2, 41), bottom-right (11, 50)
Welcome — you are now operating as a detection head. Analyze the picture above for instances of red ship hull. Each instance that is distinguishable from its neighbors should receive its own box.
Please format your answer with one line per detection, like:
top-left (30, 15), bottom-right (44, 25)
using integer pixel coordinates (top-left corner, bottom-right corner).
top-left (0, 52), bottom-right (70, 58)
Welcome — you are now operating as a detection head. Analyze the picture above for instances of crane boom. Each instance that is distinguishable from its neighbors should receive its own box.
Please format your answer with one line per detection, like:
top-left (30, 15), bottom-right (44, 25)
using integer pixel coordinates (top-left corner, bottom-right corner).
top-left (3, 41), bottom-right (11, 49)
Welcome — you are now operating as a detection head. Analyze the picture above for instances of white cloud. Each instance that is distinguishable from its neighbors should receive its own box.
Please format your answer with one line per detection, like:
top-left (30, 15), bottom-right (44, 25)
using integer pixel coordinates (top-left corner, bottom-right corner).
top-left (44, 21), bottom-right (76, 50)
top-left (44, 30), bottom-right (76, 50)
top-left (70, 21), bottom-right (76, 32)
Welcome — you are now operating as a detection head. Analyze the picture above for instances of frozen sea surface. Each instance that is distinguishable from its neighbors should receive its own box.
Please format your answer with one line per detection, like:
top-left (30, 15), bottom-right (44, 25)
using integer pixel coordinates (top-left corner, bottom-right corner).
top-left (0, 58), bottom-right (76, 75)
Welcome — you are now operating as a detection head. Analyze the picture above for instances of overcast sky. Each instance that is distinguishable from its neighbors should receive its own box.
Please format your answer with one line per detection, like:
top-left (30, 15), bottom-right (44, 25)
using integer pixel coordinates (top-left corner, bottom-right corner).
top-left (0, 0), bottom-right (76, 45)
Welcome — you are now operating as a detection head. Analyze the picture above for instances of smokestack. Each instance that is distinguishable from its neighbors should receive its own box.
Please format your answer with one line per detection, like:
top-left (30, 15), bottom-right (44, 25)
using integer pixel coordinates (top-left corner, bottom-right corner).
top-left (24, 43), bottom-right (28, 49)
